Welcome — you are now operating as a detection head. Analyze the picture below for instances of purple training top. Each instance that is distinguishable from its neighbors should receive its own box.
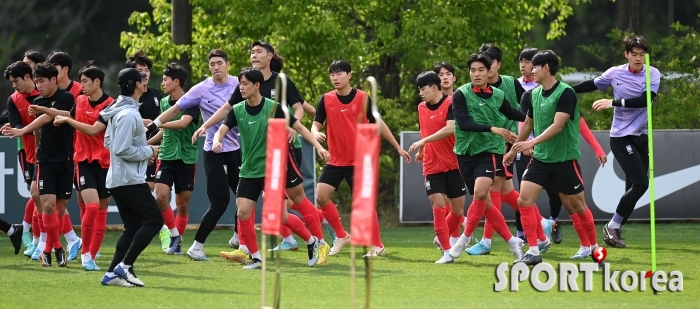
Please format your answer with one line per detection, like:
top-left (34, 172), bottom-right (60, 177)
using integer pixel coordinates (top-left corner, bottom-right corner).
top-left (594, 64), bottom-right (661, 137)
top-left (178, 75), bottom-right (240, 152)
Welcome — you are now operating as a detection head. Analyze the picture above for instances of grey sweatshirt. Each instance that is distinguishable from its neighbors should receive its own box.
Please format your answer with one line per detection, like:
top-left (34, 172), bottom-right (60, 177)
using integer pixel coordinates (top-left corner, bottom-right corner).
top-left (100, 95), bottom-right (155, 189)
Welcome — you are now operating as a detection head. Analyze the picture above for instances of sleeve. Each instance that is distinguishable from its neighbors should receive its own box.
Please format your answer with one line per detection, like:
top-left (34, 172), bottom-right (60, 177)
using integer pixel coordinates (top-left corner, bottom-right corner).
top-left (55, 94), bottom-right (75, 111)
top-left (70, 105), bottom-right (76, 118)
top-left (285, 79), bottom-right (304, 106)
top-left (0, 110), bottom-right (9, 126)
top-left (182, 106), bottom-right (201, 125)
top-left (446, 105), bottom-right (454, 121)
top-left (274, 103), bottom-right (298, 126)
top-left (555, 88), bottom-right (577, 117)
top-left (227, 86), bottom-right (244, 106)
top-left (177, 83), bottom-right (206, 110)
top-left (97, 116), bottom-right (108, 126)
top-left (365, 97), bottom-right (377, 123)
top-left (514, 81), bottom-right (526, 101)
top-left (521, 91), bottom-right (534, 118)
top-left (451, 90), bottom-right (492, 132)
top-left (612, 92), bottom-right (657, 108)
top-left (592, 67), bottom-right (617, 91)
top-left (7, 97), bottom-right (23, 129)
top-left (111, 114), bottom-right (154, 161)
top-left (499, 98), bottom-right (526, 121)
top-left (223, 108), bottom-right (238, 128)
top-left (650, 68), bottom-right (661, 93)
top-left (313, 95), bottom-right (326, 123)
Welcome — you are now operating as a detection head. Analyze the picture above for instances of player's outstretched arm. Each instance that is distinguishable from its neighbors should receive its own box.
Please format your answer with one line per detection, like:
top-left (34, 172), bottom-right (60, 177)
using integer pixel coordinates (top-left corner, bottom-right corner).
top-left (159, 115), bottom-right (194, 130)
top-left (28, 105), bottom-right (69, 118)
top-left (211, 124), bottom-right (230, 153)
top-left (148, 130), bottom-right (164, 145)
top-left (1, 114), bottom-right (52, 137)
top-left (292, 120), bottom-right (330, 161)
top-left (408, 120), bottom-right (454, 154)
top-left (378, 121), bottom-right (411, 163)
top-left (54, 115), bottom-right (106, 136)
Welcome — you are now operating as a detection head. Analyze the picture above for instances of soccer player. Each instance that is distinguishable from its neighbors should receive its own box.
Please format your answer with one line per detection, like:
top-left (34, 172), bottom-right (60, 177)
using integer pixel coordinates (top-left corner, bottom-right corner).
top-left (99, 68), bottom-right (164, 287)
top-left (504, 50), bottom-right (600, 265)
top-left (213, 67), bottom-right (330, 269)
top-left (433, 62), bottom-right (457, 96)
top-left (23, 50), bottom-right (46, 69)
top-left (146, 49), bottom-right (240, 261)
top-left (311, 60), bottom-right (411, 258)
top-left (407, 71), bottom-right (465, 264)
top-left (42, 62), bottom-right (113, 270)
top-left (0, 219), bottom-right (23, 254)
top-left (3, 63), bottom-right (75, 267)
top-left (146, 63), bottom-right (198, 255)
top-left (572, 36), bottom-right (660, 248)
top-left (4, 61), bottom-right (41, 254)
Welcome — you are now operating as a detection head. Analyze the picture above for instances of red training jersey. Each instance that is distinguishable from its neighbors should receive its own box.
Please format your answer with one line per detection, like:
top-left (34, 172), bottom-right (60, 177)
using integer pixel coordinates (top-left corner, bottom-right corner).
top-left (66, 81), bottom-right (82, 99)
top-left (417, 96), bottom-right (458, 175)
top-left (73, 94), bottom-right (113, 168)
top-left (324, 89), bottom-right (368, 167)
top-left (9, 90), bottom-right (40, 163)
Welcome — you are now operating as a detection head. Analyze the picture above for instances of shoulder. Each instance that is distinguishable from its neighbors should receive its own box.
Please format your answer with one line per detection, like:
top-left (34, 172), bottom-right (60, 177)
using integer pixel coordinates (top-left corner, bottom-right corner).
top-left (227, 76), bottom-right (240, 87)
top-left (500, 75), bottom-right (515, 82)
top-left (58, 90), bottom-right (75, 101)
top-left (650, 66), bottom-right (662, 77)
top-left (417, 101), bottom-right (427, 109)
top-left (191, 79), bottom-right (216, 93)
top-left (491, 86), bottom-right (506, 96)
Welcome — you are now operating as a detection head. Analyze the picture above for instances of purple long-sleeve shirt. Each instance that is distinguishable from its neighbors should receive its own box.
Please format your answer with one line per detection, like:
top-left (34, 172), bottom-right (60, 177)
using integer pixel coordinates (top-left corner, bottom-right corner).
top-left (177, 76), bottom-right (240, 152)
top-left (594, 64), bottom-right (661, 137)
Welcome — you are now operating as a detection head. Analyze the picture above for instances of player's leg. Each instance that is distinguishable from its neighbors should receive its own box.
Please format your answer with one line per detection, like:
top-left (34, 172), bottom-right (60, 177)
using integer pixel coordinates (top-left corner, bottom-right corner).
top-left (233, 178), bottom-right (263, 270)
top-left (516, 159), bottom-right (549, 265)
top-left (37, 162), bottom-right (65, 267)
top-left (29, 173), bottom-right (45, 260)
top-left (56, 161), bottom-right (80, 261)
top-left (101, 191), bottom-right (138, 287)
top-left (0, 217), bottom-right (22, 254)
top-left (225, 150), bottom-right (241, 249)
top-left (189, 152), bottom-right (230, 260)
top-left (559, 192), bottom-right (590, 258)
top-left (24, 162), bottom-right (41, 256)
top-left (154, 160), bottom-right (179, 252)
top-left (426, 173), bottom-right (455, 264)
top-left (444, 170), bottom-right (465, 248)
top-left (18, 149), bottom-right (33, 248)
top-left (513, 152), bottom-right (529, 240)
top-left (280, 196), bottom-right (320, 267)
top-left (544, 181), bottom-right (563, 244)
top-left (77, 162), bottom-right (103, 270)
top-left (318, 165), bottom-right (351, 256)
top-left (167, 160), bottom-right (196, 255)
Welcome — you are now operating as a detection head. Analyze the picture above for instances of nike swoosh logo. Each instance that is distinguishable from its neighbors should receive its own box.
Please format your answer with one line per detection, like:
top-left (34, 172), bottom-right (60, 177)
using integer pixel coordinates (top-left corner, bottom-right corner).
top-left (341, 109), bottom-right (348, 112)
top-left (592, 151), bottom-right (700, 213)
top-left (430, 115), bottom-right (437, 119)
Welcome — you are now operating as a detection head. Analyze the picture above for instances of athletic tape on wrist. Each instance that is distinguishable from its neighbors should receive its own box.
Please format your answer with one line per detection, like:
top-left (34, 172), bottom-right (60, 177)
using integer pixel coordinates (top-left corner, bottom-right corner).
top-left (153, 118), bottom-right (163, 128)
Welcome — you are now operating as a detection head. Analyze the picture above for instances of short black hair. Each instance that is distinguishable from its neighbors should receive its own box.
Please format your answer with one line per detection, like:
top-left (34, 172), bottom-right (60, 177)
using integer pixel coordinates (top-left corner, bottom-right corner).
top-left (119, 84), bottom-right (136, 97)
top-left (4, 61), bottom-right (33, 80)
top-left (467, 53), bottom-right (493, 71)
top-left (24, 50), bottom-right (45, 64)
top-left (328, 60), bottom-right (352, 74)
top-left (433, 62), bottom-right (455, 75)
top-left (519, 48), bottom-right (539, 61)
top-left (623, 35), bottom-right (649, 53)
top-left (46, 50), bottom-right (73, 73)
top-left (415, 71), bottom-right (442, 90)
top-left (33, 62), bottom-right (59, 80)
top-left (126, 49), bottom-right (154, 69)
top-left (78, 60), bottom-right (105, 88)
top-left (238, 67), bottom-right (264, 85)
top-left (208, 49), bottom-right (228, 62)
top-left (163, 62), bottom-right (188, 87)
top-left (532, 50), bottom-right (559, 75)
top-left (270, 56), bottom-right (284, 72)
top-left (478, 43), bottom-right (503, 62)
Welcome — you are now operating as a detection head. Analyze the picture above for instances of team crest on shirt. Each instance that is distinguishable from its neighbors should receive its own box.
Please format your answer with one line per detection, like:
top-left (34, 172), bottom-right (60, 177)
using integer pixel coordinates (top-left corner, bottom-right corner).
top-left (154, 97), bottom-right (159, 106)
top-left (425, 180), bottom-right (431, 190)
top-left (39, 180), bottom-right (43, 189)
top-left (80, 176), bottom-right (85, 185)
top-left (270, 89), bottom-right (276, 100)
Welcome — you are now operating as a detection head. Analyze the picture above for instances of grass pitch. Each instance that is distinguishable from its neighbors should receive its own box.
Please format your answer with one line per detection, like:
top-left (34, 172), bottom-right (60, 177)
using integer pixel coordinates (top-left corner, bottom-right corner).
top-left (0, 223), bottom-right (697, 309)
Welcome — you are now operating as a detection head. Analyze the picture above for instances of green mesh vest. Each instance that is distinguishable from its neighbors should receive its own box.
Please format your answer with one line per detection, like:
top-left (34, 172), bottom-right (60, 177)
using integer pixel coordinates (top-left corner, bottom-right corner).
top-left (531, 82), bottom-right (581, 163)
top-left (494, 75), bottom-right (519, 134)
top-left (158, 96), bottom-right (199, 164)
top-left (453, 83), bottom-right (507, 156)
top-left (235, 98), bottom-right (277, 178)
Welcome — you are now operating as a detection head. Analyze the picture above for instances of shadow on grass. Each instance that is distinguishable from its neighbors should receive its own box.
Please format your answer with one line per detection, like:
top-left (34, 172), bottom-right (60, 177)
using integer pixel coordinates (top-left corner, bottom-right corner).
top-left (136, 269), bottom-right (213, 281)
top-left (149, 285), bottom-right (254, 295)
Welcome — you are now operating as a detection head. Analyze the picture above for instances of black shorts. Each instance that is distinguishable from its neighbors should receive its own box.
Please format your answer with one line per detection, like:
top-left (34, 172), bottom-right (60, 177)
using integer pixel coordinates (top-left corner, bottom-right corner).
top-left (18, 150), bottom-right (35, 190)
top-left (236, 177), bottom-right (265, 201)
top-left (146, 161), bottom-right (157, 182)
top-left (36, 161), bottom-right (74, 199)
top-left (425, 169), bottom-right (466, 198)
top-left (318, 165), bottom-right (354, 191)
top-left (155, 159), bottom-right (197, 193)
top-left (286, 147), bottom-right (304, 189)
top-left (503, 143), bottom-right (515, 180)
top-left (456, 152), bottom-right (507, 195)
top-left (521, 158), bottom-right (584, 195)
top-left (76, 160), bottom-right (111, 199)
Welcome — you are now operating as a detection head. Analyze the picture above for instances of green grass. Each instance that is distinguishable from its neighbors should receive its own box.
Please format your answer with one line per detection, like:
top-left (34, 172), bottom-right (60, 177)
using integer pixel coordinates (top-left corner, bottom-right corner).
top-left (0, 223), bottom-right (698, 309)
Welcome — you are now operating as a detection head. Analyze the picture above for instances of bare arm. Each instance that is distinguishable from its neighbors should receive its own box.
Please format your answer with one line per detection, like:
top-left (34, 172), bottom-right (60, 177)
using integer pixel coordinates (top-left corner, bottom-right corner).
top-left (64, 117), bottom-right (106, 136)
top-left (201, 104), bottom-right (231, 130)
top-left (148, 130), bottom-right (164, 145)
top-left (302, 101), bottom-right (316, 118)
top-left (29, 105), bottom-right (70, 118)
top-left (159, 115), bottom-right (194, 130)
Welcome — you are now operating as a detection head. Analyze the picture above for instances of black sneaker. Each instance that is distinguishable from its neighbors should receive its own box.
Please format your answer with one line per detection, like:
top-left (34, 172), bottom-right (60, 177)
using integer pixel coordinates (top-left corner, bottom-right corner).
top-left (55, 248), bottom-right (67, 267)
top-left (243, 258), bottom-right (262, 270)
top-left (551, 222), bottom-right (562, 244)
top-left (9, 224), bottom-right (23, 254)
top-left (306, 236), bottom-right (320, 267)
top-left (518, 235), bottom-right (527, 243)
top-left (39, 252), bottom-right (52, 267)
top-left (516, 252), bottom-right (543, 266)
top-left (602, 223), bottom-right (626, 248)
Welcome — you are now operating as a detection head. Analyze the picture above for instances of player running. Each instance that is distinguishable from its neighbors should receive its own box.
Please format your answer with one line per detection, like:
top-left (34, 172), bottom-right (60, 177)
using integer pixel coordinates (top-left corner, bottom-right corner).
top-left (146, 63), bottom-right (199, 255)
top-left (407, 71), bottom-right (465, 264)
top-left (504, 50), bottom-right (600, 265)
top-left (213, 68), bottom-right (330, 269)
top-left (571, 35), bottom-right (660, 248)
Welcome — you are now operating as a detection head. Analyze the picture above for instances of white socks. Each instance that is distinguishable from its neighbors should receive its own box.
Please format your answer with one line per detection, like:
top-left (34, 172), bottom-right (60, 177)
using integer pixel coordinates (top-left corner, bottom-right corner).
top-left (607, 220), bottom-right (621, 229)
top-left (528, 246), bottom-right (540, 256)
top-left (192, 241), bottom-right (204, 250)
top-left (118, 262), bottom-right (131, 271)
top-left (304, 237), bottom-right (315, 245)
top-left (32, 236), bottom-right (39, 244)
top-left (251, 251), bottom-right (262, 260)
top-left (64, 230), bottom-right (79, 243)
top-left (506, 237), bottom-right (519, 247)
top-left (169, 228), bottom-right (180, 237)
top-left (7, 226), bottom-right (15, 236)
top-left (540, 217), bottom-right (548, 230)
top-left (283, 235), bottom-right (295, 244)
top-left (482, 238), bottom-right (492, 247)
top-left (240, 245), bottom-right (249, 254)
top-left (22, 221), bottom-right (31, 232)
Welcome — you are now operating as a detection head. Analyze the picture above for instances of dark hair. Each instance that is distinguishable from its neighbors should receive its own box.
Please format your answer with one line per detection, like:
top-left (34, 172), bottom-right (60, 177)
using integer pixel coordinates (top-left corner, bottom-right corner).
top-left (328, 60), bottom-right (352, 74)
top-left (238, 67), bottom-right (264, 85)
top-left (467, 53), bottom-right (493, 71)
top-left (519, 48), bottom-right (539, 61)
top-left (415, 71), bottom-right (442, 90)
top-left (77, 60), bottom-right (106, 87)
top-left (623, 35), bottom-right (649, 53)
top-left (119, 84), bottom-right (136, 96)
top-left (433, 62), bottom-right (455, 75)
top-left (4, 61), bottom-right (33, 80)
top-left (208, 49), bottom-right (228, 62)
top-left (270, 54), bottom-right (285, 72)
top-left (126, 49), bottom-right (153, 69)
top-left (163, 62), bottom-right (188, 87)
top-left (46, 50), bottom-right (73, 73)
top-left (33, 62), bottom-right (59, 80)
top-left (478, 43), bottom-right (503, 62)
top-left (24, 50), bottom-right (46, 64)
top-left (532, 50), bottom-right (559, 75)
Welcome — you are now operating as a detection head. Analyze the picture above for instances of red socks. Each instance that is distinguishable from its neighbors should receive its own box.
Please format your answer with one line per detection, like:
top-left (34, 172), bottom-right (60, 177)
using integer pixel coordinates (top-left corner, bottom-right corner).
top-left (433, 207), bottom-right (450, 250)
top-left (239, 217), bottom-right (258, 254)
top-left (570, 213), bottom-right (590, 246)
top-left (501, 190), bottom-right (520, 212)
top-left (282, 225), bottom-right (292, 238)
top-left (37, 210), bottom-right (45, 233)
top-left (483, 202), bottom-right (513, 240)
top-left (78, 202), bottom-right (86, 222)
top-left (91, 209), bottom-right (107, 257)
top-left (446, 212), bottom-right (463, 238)
top-left (520, 206), bottom-right (539, 247)
top-left (294, 198), bottom-right (323, 241)
top-left (316, 208), bottom-right (326, 223)
top-left (176, 216), bottom-right (188, 236)
top-left (32, 210), bottom-right (40, 237)
top-left (464, 199), bottom-right (486, 236)
top-left (483, 191), bottom-right (502, 239)
top-left (534, 207), bottom-right (546, 241)
top-left (61, 213), bottom-right (73, 234)
top-left (81, 203), bottom-right (99, 255)
top-left (284, 213), bottom-right (311, 242)
top-left (237, 210), bottom-right (254, 248)
top-left (321, 201), bottom-right (348, 238)
top-left (23, 199), bottom-right (35, 224)
top-left (372, 210), bottom-right (383, 248)
top-left (162, 207), bottom-right (176, 230)
top-left (42, 212), bottom-right (62, 253)
top-left (582, 207), bottom-right (598, 245)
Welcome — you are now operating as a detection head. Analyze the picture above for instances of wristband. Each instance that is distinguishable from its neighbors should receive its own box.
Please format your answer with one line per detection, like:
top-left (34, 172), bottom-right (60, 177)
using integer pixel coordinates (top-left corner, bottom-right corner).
top-left (152, 118), bottom-right (163, 128)
top-left (621, 99), bottom-right (625, 107)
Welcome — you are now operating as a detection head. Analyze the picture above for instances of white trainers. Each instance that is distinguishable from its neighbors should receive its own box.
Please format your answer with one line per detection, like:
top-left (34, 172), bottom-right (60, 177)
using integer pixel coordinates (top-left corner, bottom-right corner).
top-left (243, 258), bottom-right (262, 270)
top-left (433, 236), bottom-right (443, 251)
top-left (114, 265), bottom-right (144, 287)
top-left (187, 247), bottom-right (210, 261)
top-left (449, 237), bottom-right (459, 248)
top-left (435, 253), bottom-right (455, 264)
top-left (307, 236), bottom-right (320, 267)
top-left (363, 246), bottom-right (386, 258)
top-left (328, 234), bottom-right (351, 256)
top-left (509, 237), bottom-right (524, 262)
top-left (101, 274), bottom-right (134, 287)
top-left (229, 232), bottom-right (240, 249)
top-left (448, 235), bottom-right (472, 259)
